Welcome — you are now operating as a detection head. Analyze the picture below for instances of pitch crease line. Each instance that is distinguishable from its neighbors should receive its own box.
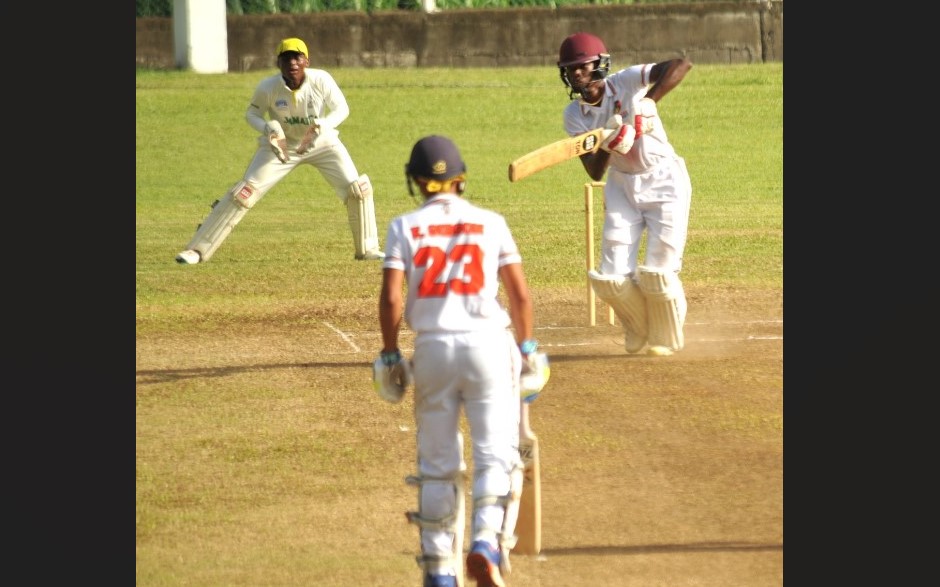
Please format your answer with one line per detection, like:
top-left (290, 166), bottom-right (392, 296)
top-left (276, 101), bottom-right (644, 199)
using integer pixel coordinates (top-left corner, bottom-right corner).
top-left (323, 321), bottom-right (361, 353)
top-left (538, 319), bottom-right (782, 331)
top-left (544, 334), bottom-right (782, 348)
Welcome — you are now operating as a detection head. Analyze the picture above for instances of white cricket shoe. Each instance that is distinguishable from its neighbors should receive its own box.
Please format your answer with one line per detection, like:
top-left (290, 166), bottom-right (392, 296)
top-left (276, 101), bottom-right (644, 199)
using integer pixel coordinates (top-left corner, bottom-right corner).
top-left (356, 250), bottom-right (385, 261)
top-left (647, 345), bottom-right (675, 357)
top-left (176, 249), bottom-right (201, 264)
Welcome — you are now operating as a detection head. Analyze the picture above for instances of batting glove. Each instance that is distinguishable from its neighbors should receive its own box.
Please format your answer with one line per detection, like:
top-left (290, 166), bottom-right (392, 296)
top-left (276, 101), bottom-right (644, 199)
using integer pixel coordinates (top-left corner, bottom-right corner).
top-left (636, 97), bottom-right (658, 117)
top-left (372, 349), bottom-right (413, 404)
top-left (518, 340), bottom-right (548, 403)
top-left (632, 97), bottom-right (658, 137)
top-left (599, 114), bottom-right (636, 156)
top-left (264, 121), bottom-right (289, 163)
top-left (520, 351), bottom-right (550, 404)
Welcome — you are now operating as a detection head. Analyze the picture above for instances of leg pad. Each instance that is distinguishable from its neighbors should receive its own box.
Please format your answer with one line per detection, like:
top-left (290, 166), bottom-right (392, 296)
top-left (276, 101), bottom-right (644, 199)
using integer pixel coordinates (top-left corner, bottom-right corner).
top-left (589, 270), bottom-right (648, 353)
top-left (184, 181), bottom-right (259, 262)
top-left (347, 174), bottom-right (381, 258)
top-left (406, 473), bottom-right (466, 579)
top-left (637, 266), bottom-right (687, 352)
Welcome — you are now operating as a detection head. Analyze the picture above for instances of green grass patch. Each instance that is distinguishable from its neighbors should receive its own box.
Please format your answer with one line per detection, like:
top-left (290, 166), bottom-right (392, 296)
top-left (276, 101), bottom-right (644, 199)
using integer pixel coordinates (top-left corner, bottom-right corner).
top-left (137, 63), bottom-right (782, 320)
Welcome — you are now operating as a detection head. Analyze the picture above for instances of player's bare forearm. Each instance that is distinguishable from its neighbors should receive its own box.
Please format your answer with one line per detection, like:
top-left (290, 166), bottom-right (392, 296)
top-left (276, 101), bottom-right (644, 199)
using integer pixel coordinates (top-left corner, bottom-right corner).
top-left (378, 306), bottom-right (402, 353)
top-left (379, 269), bottom-right (404, 353)
top-left (500, 264), bottom-right (534, 344)
top-left (509, 305), bottom-right (534, 345)
top-left (646, 58), bottom-right (693, 102)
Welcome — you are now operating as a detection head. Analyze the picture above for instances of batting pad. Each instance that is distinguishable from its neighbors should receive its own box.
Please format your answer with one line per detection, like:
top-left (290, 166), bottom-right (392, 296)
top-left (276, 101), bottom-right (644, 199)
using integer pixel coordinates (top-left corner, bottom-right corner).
top-left (185, 181), bottom-right (260, 262)
top-left (637, 266), bottom-right (687, 352)
top-left (589, 270), bottom-right (648, 352)
top-left (498, 464), bottom-right (523, 573)
top-left (346, 174), bottom-right (379, 257)
top-left (406, 472), bottom-right (466, 579)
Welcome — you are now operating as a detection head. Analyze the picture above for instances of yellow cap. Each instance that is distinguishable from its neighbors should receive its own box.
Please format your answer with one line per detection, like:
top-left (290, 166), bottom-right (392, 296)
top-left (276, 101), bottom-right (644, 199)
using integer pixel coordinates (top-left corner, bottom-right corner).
top-left (276, 38), bottom-right (308, 58)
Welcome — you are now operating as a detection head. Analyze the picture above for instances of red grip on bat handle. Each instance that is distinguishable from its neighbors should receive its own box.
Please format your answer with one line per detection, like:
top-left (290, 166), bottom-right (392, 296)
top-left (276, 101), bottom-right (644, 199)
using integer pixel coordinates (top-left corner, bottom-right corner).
top-left (634, 114), bottom-right (643, 137)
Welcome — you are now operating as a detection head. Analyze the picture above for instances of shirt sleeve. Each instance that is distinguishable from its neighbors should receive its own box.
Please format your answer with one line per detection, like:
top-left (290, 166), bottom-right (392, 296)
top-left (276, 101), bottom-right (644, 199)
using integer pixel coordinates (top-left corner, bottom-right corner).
top-left (315, 71), bottom-right (350, 130)
top-left (619, 64), bottom-right (654, 99)
top-left (245, 79), bottom-right (269, 134)
top-left (496, 216), bottom-right (522, 267)
top-left (382, 218), bottom-right (408, 272)
top-left (562, 101), bottom-right (591, 137)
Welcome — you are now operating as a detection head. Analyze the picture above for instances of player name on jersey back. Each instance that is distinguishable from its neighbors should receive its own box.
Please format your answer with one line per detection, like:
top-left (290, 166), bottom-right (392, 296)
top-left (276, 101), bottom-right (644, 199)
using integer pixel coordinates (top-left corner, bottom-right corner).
top-left (410, 222), bottom-right (484, 238)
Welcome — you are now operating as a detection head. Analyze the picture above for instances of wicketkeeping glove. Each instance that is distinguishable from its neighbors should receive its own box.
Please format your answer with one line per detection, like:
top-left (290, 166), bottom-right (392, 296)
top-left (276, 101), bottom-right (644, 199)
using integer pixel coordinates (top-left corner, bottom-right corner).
top-left (296, 120), bottom-right (322, 155)
top-left (599, 114), bottom-right (636, 156)
top-left (372, 349), bottom-right (413, 404)
top-left (264, 121), bottom-right (289, 163)
top-left (519, 351), bottom-right (550, 404)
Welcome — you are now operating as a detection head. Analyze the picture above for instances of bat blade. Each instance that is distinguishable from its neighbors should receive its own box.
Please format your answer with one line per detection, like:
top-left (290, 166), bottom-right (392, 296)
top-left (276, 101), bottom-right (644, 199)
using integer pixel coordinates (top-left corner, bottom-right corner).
top-left (508, 127), bottom-right (611, 182)
top-left (514, 403), bottom-right (541, 555)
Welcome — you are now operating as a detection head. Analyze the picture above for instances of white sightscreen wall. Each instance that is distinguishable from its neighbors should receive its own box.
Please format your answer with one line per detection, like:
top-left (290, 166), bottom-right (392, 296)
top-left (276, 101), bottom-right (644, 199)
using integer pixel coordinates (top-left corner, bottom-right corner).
top-left (173, 0), bottom-right (228, 73)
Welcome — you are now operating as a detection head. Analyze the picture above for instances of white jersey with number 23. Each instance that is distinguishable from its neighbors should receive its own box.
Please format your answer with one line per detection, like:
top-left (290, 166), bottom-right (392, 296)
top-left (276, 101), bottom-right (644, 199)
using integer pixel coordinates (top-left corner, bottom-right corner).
top-left (382, 194), bottom-right (522, 334)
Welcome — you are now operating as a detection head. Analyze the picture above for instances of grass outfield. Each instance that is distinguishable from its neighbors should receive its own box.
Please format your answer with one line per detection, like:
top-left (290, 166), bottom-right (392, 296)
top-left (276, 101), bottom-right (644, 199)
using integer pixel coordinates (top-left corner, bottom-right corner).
top-left (136, 64), bottom-right (781, 313)
top-left (137, 64), bottom-right (782, 586)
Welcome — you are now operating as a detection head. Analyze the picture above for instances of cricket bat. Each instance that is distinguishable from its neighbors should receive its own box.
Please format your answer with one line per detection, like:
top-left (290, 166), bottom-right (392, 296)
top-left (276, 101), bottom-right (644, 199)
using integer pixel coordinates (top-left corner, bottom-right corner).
top-left (508, 127), bottom-right (612, 182)
top-left (514, 402), bottom-right (541, 555)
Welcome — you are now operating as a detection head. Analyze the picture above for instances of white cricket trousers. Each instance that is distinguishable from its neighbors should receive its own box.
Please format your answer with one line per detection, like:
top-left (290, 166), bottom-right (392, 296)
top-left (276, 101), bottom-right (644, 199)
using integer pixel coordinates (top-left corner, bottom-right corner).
top-left (411, 329), bottom-right (522, 559)
top-left (601, 155), bottom-right (692, 277)
top-left (242, 140), bottom-right (360, 204)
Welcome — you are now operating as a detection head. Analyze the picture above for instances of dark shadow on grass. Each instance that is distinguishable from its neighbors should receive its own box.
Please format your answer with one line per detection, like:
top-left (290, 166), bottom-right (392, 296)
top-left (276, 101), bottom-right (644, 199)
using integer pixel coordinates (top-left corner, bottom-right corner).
top-left (539, 540), bottom-right (782, 556)
top-left (136, 353), bottom-right (657, 385)
top-left (135, 361), bottom-right (369, 385)
top-left (545, 353), bottom-right (653, 362)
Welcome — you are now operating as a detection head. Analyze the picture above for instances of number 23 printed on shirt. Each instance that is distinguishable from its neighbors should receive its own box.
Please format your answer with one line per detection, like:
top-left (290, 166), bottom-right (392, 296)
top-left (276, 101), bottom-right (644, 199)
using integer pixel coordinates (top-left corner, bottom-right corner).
top-left (415, 244), bottom-right (484, 297)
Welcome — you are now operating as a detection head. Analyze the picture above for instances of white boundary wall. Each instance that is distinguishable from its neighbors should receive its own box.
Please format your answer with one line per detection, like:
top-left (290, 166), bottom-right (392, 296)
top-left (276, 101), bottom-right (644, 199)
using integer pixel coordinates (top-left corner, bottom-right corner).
top-left (173, 0), bottom-right (228, 73)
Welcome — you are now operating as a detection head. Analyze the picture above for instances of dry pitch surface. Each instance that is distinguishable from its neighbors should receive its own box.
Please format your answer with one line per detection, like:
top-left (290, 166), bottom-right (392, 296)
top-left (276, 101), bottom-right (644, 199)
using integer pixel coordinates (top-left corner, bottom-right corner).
top-left (136, 283), bottom-right (782, 586)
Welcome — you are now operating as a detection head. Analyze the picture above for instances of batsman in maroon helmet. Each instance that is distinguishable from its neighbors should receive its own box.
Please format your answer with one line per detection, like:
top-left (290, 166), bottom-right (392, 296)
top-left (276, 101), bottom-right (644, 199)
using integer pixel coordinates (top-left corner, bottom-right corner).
top-left (558, 32), bottom-right (694, 356)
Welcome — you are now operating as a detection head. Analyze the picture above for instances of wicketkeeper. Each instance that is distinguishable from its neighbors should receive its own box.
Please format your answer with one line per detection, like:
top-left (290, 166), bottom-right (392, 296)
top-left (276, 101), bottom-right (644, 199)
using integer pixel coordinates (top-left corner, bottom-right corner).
top-left (176, 37), bottom-right (385, 265)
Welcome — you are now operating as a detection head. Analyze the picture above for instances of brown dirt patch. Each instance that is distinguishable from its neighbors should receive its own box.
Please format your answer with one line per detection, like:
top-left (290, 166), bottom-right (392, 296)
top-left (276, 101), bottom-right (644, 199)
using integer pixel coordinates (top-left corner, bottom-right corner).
top-left (136, 283), bottom-right (782, 586)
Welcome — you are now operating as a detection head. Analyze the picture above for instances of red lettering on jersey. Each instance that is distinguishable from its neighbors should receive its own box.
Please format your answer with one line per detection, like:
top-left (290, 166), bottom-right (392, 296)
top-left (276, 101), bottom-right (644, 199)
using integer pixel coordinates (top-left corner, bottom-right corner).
top-left (456, 223), bottom-right (483, 235)
top-left (424, 223), bottom-right (484, 237)
top-left (411, 223), bottom-right (484, 240)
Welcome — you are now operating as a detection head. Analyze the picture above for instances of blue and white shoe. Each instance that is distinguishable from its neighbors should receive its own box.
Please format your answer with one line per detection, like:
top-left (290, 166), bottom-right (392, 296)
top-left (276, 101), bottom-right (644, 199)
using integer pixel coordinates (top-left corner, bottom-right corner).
top-left (423, 573), bottom-right (457, 587)
top-left (466, 540), bottom-right (505, 587)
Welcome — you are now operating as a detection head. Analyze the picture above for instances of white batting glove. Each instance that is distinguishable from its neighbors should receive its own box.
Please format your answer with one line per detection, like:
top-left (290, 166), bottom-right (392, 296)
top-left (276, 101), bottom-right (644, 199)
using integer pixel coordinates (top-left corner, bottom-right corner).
top-left (520, 351), bottom-right (550, 403)
top-left (372, 350), bottom-right (413, 404)
top-left (632, 97), bottom-right (658, 137)
top-left (264, 121), bottom-right (289, 163)
top-left (636, 97), bottom-right (658, 117)
top-left (599, 114), bottom-right (636, 156)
